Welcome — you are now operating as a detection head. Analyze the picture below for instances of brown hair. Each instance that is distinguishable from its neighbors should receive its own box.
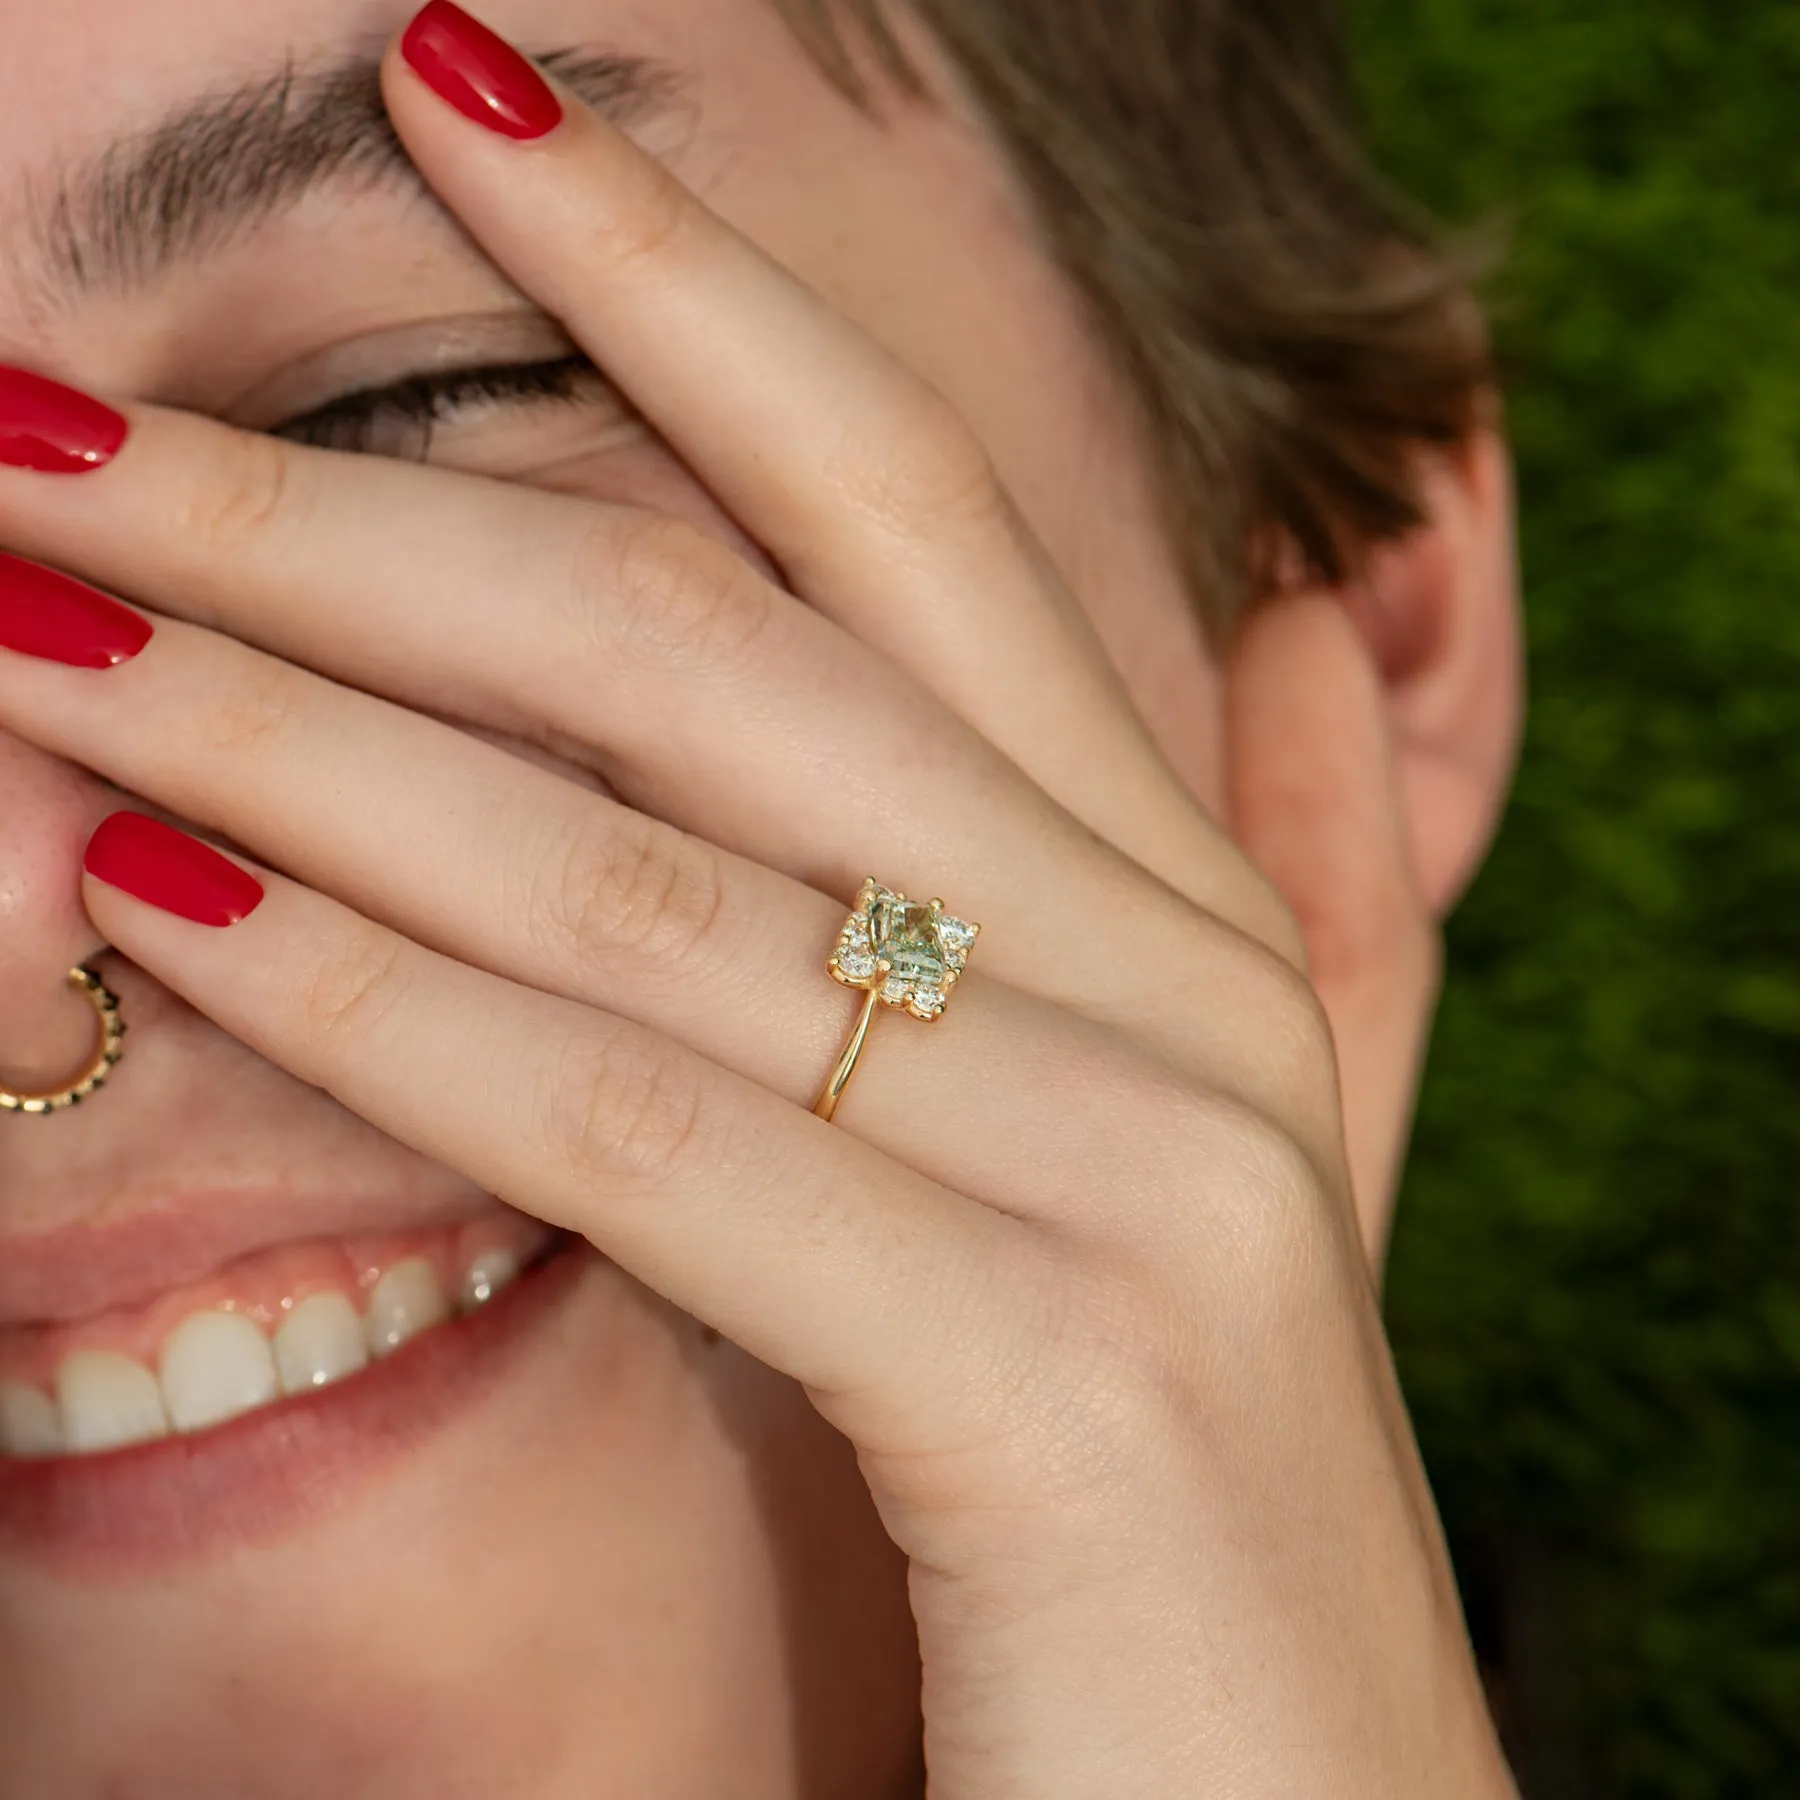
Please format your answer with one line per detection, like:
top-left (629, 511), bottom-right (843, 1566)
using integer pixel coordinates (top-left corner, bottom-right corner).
top-left (773, 0), bottom-right (1493, 639)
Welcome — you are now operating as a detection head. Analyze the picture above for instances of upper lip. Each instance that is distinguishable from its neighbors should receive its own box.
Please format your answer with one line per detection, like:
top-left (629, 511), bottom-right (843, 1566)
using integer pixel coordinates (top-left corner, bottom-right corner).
top-left (0, 1183), bottom-right (506, 1328)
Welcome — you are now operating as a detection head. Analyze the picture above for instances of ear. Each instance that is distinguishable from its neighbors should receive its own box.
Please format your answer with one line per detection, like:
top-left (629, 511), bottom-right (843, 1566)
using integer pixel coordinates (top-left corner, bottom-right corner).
top-left (1223, 425), bottom-right (1523, 1261)
top-left (1337, 425), bottom-right (1525, 918)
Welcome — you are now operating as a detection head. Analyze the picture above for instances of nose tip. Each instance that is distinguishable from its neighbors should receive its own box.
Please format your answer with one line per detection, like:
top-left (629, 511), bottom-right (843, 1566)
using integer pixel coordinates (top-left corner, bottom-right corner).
top-left (0, 729), bottom-right (117, 1094)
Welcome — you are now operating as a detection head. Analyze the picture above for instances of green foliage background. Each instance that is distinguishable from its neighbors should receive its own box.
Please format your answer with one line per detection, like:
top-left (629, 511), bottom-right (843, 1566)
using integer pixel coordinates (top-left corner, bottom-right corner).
top-left (1348, 3), bottom-right (1800, 1793)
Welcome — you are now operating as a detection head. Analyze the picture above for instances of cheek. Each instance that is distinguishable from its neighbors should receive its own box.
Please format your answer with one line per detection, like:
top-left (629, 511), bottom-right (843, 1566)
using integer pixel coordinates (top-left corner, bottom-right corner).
top-left (0, 734), bottom-right (123, 1087)
top-left (0, 1260), bottom-right (915, 1789)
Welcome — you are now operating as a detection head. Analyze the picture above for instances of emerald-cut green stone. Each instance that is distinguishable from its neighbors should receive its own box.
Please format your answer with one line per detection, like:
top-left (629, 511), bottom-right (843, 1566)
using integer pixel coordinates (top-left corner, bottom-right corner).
top-left (870, 895), bottom-right (948, 991)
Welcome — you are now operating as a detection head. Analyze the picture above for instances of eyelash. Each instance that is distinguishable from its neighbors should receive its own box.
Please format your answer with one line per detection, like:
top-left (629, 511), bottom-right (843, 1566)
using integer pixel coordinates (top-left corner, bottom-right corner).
top-left (272, 353), bottom-right (600, 455)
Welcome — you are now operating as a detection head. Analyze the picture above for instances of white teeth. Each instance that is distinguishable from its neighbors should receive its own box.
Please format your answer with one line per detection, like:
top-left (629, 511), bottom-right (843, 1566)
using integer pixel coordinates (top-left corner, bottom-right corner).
top-left (364, 1258), bottom-right (452, 1359)
top-left (158, 1310), bottom-right (281, 1434)
top-left (0, 1380), bottom-right (63, 1459)
top-left (57, 1350), bottom-right (170, 1454)
top-left (461, 1248), bottom-right (523, 1311)
top-left (5, 1254), bottom-right (484, 1460)
top-left (274, 1292), bottom-right (370, 1395)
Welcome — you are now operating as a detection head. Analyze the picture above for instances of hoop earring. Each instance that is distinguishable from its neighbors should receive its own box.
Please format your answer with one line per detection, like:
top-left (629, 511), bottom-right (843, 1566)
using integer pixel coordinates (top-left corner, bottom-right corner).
top-left (0, 967), bottom-right (127, 1116)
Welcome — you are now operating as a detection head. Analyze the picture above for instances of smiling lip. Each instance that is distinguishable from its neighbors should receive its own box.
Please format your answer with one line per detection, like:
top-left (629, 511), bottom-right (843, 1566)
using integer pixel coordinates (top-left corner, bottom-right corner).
top-left (0, 1185), bottom-right (512, 1329)
top-left (0, 1234), bottom-right (591, 1577)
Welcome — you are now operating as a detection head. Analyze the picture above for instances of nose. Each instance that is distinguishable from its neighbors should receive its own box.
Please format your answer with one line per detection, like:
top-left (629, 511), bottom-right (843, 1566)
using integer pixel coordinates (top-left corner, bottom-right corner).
top-left (0, 728), bottom-right (118, 1095)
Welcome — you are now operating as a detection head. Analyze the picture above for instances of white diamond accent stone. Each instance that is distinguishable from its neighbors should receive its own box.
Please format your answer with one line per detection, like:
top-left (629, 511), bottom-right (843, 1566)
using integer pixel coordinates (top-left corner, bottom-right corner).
top-left (938, 917), bottom-right (976, 953)
top-left (911, 987), bottom-right (946, 1017)
top-left (881, 975), bottom-right (910, 1005)
top-left (834, 917), bottom-right (877, 981)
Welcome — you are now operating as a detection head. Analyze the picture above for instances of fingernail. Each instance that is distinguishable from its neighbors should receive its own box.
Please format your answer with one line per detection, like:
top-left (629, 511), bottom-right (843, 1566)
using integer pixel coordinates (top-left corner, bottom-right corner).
top-left (0, 366), bottom-right (128, 473)
top-left (84, 814), bottom-right (265, 928)
top-left (401, 1), bottom-right (564, 141)
top-left (0, 555), bottom-right (151, 668)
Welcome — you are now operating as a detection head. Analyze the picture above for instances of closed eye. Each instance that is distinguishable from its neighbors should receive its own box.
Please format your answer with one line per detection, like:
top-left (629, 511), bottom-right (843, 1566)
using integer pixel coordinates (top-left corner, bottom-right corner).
top-left (270, 353), bottom-right (608, 457)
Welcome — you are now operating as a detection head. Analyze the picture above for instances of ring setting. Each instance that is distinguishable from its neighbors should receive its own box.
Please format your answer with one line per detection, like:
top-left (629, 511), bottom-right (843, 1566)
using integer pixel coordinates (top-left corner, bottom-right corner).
top-left (829, 879), bottom-right (979, 1021)
top-left (814, 879), bottom-right (979, 1122)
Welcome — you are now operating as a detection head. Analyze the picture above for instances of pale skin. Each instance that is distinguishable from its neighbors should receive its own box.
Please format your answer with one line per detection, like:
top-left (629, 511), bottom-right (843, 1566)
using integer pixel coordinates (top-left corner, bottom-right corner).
top-left (0, 2), bottom-right (1524, 1796)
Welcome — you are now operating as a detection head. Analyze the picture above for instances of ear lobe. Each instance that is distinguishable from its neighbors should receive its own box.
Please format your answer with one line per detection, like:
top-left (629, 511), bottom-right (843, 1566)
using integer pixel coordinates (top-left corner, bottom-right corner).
top-left (1337, 426), bottom-right (1524, 917)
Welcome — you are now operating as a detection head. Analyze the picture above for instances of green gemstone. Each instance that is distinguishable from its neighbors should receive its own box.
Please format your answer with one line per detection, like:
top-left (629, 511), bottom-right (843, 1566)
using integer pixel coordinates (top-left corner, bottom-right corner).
top-left (869, 895), bottom-right (948, 992)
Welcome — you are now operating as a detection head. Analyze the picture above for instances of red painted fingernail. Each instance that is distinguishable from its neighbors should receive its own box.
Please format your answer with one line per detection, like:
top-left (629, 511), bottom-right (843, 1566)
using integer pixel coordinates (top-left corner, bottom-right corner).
top-left (84, 814), bottom-right (265, 928)
top-left (0, 366), bottom-right (128, 473)
top-left (401, 1), bottom-right (564, 141)
top-left (0, 554), bottom-right (151, 668)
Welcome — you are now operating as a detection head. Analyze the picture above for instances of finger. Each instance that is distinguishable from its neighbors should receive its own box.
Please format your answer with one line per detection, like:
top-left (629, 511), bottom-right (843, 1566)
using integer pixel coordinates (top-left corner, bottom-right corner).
top-left (77, 821), bottom-right (1023, 1416)
top-left (0, 613), bottom-right (1252, 1226)
top-left (378, 5), bottom-right (1260, 912)
top-left (0, 399), bottom-right (1299, 1010)
top-left (0, 422), bottom-right (1104, 934)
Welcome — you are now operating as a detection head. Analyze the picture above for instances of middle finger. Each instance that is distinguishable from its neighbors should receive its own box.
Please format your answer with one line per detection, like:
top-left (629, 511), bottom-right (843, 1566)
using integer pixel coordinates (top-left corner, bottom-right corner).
top-left (0, 394), bottom-right (1286, 1014)
top-left (0, 600), bottom-right (1214, 1223)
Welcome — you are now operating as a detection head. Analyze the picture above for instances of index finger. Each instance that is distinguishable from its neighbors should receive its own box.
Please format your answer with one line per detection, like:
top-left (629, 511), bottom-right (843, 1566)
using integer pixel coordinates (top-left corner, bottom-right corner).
top-left (382, 4), bottom-right (1299, 964)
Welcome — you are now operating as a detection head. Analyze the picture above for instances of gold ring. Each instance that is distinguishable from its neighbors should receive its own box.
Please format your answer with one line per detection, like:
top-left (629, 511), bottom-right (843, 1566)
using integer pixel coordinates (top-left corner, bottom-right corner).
top-left (0, 966), bottom-right (128, 1116)
top-left (813, 879), bottom-right (979, 1124)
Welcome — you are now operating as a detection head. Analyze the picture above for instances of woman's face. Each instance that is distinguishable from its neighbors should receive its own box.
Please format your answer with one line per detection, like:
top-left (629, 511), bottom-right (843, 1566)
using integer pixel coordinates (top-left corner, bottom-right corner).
top-left (0, 3), bottom-right (1230, 1795)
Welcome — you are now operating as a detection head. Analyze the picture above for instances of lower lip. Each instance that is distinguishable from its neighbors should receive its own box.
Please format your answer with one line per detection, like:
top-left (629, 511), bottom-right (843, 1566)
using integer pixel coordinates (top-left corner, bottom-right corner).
top-left (0, 1236), bottom-right (590, 1579)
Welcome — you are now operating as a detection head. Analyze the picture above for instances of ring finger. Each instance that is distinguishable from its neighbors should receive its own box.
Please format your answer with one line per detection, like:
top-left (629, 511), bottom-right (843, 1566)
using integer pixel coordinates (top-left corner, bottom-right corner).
top-left (0, 413), bottom-right (1302, 1085)
top-left (0, 603), bottom-right (1190, 1225)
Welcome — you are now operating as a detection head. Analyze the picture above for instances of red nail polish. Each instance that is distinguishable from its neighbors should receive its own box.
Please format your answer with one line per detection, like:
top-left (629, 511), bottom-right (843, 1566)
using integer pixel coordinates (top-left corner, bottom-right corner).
top-left (0, 366), bottom-right (128, 473)
top-left (84, 814), bottom-right (265, 928)
top-left (0, 554), bottom-right (151, 668)
top-left (401, 1), bottom-right (564, 141)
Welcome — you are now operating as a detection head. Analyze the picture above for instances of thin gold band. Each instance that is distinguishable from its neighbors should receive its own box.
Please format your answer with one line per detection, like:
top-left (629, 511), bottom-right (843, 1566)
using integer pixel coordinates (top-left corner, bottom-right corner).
top-left (0, 967), bottom-right (127, 1117)
top-left (813, 985), bottom-right (882, 1124)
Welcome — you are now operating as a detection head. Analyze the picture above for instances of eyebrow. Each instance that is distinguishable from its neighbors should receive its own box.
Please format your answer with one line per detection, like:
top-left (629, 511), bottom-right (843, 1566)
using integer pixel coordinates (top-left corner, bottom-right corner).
top-left (16, 46), bottom-right (686, 308)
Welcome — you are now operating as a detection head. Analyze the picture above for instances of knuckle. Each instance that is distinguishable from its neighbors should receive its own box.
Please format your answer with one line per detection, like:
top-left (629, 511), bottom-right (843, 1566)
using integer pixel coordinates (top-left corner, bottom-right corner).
top-left (1076, 1073), bottom-right (1334, 1306)
top-left (593, 153), bottom-right (698, 277)
top-left (177, 425), bottom-right (307, 558)
top-left (1210, 862), bottom-right (1313, 981)
top-left (538, 814), bottom-right (727, 987)
top-left (191, 648), bottom-right (307, 759)
top-left (1180, 922), bottom-right (1341, 1125)
top-left (1252, 886), bottom-right (1313, 980)
top-left (547, 1025), bottom-right (707, 1189)
top-left (297, 926), bottom-right (408, 1047)
top-left (583, 511), bottom-right (776, 671)
top-left (1180, 1090), bottom-right (1339, 1288)
top-left (1246, 942), bottom-right (1340, 1087)
top-left (838, 379), bottom-right (1010, 541)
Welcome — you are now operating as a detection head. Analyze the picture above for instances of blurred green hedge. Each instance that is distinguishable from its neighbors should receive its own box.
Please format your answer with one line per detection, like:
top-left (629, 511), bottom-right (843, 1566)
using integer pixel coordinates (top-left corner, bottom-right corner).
top-left (1349, 2), bottom-right (1800, 1793)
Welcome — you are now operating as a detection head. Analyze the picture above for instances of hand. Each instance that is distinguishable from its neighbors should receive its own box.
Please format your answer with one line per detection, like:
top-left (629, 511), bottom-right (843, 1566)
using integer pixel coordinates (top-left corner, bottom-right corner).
top-left (0, 14), bottom-right (1513, 1796)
